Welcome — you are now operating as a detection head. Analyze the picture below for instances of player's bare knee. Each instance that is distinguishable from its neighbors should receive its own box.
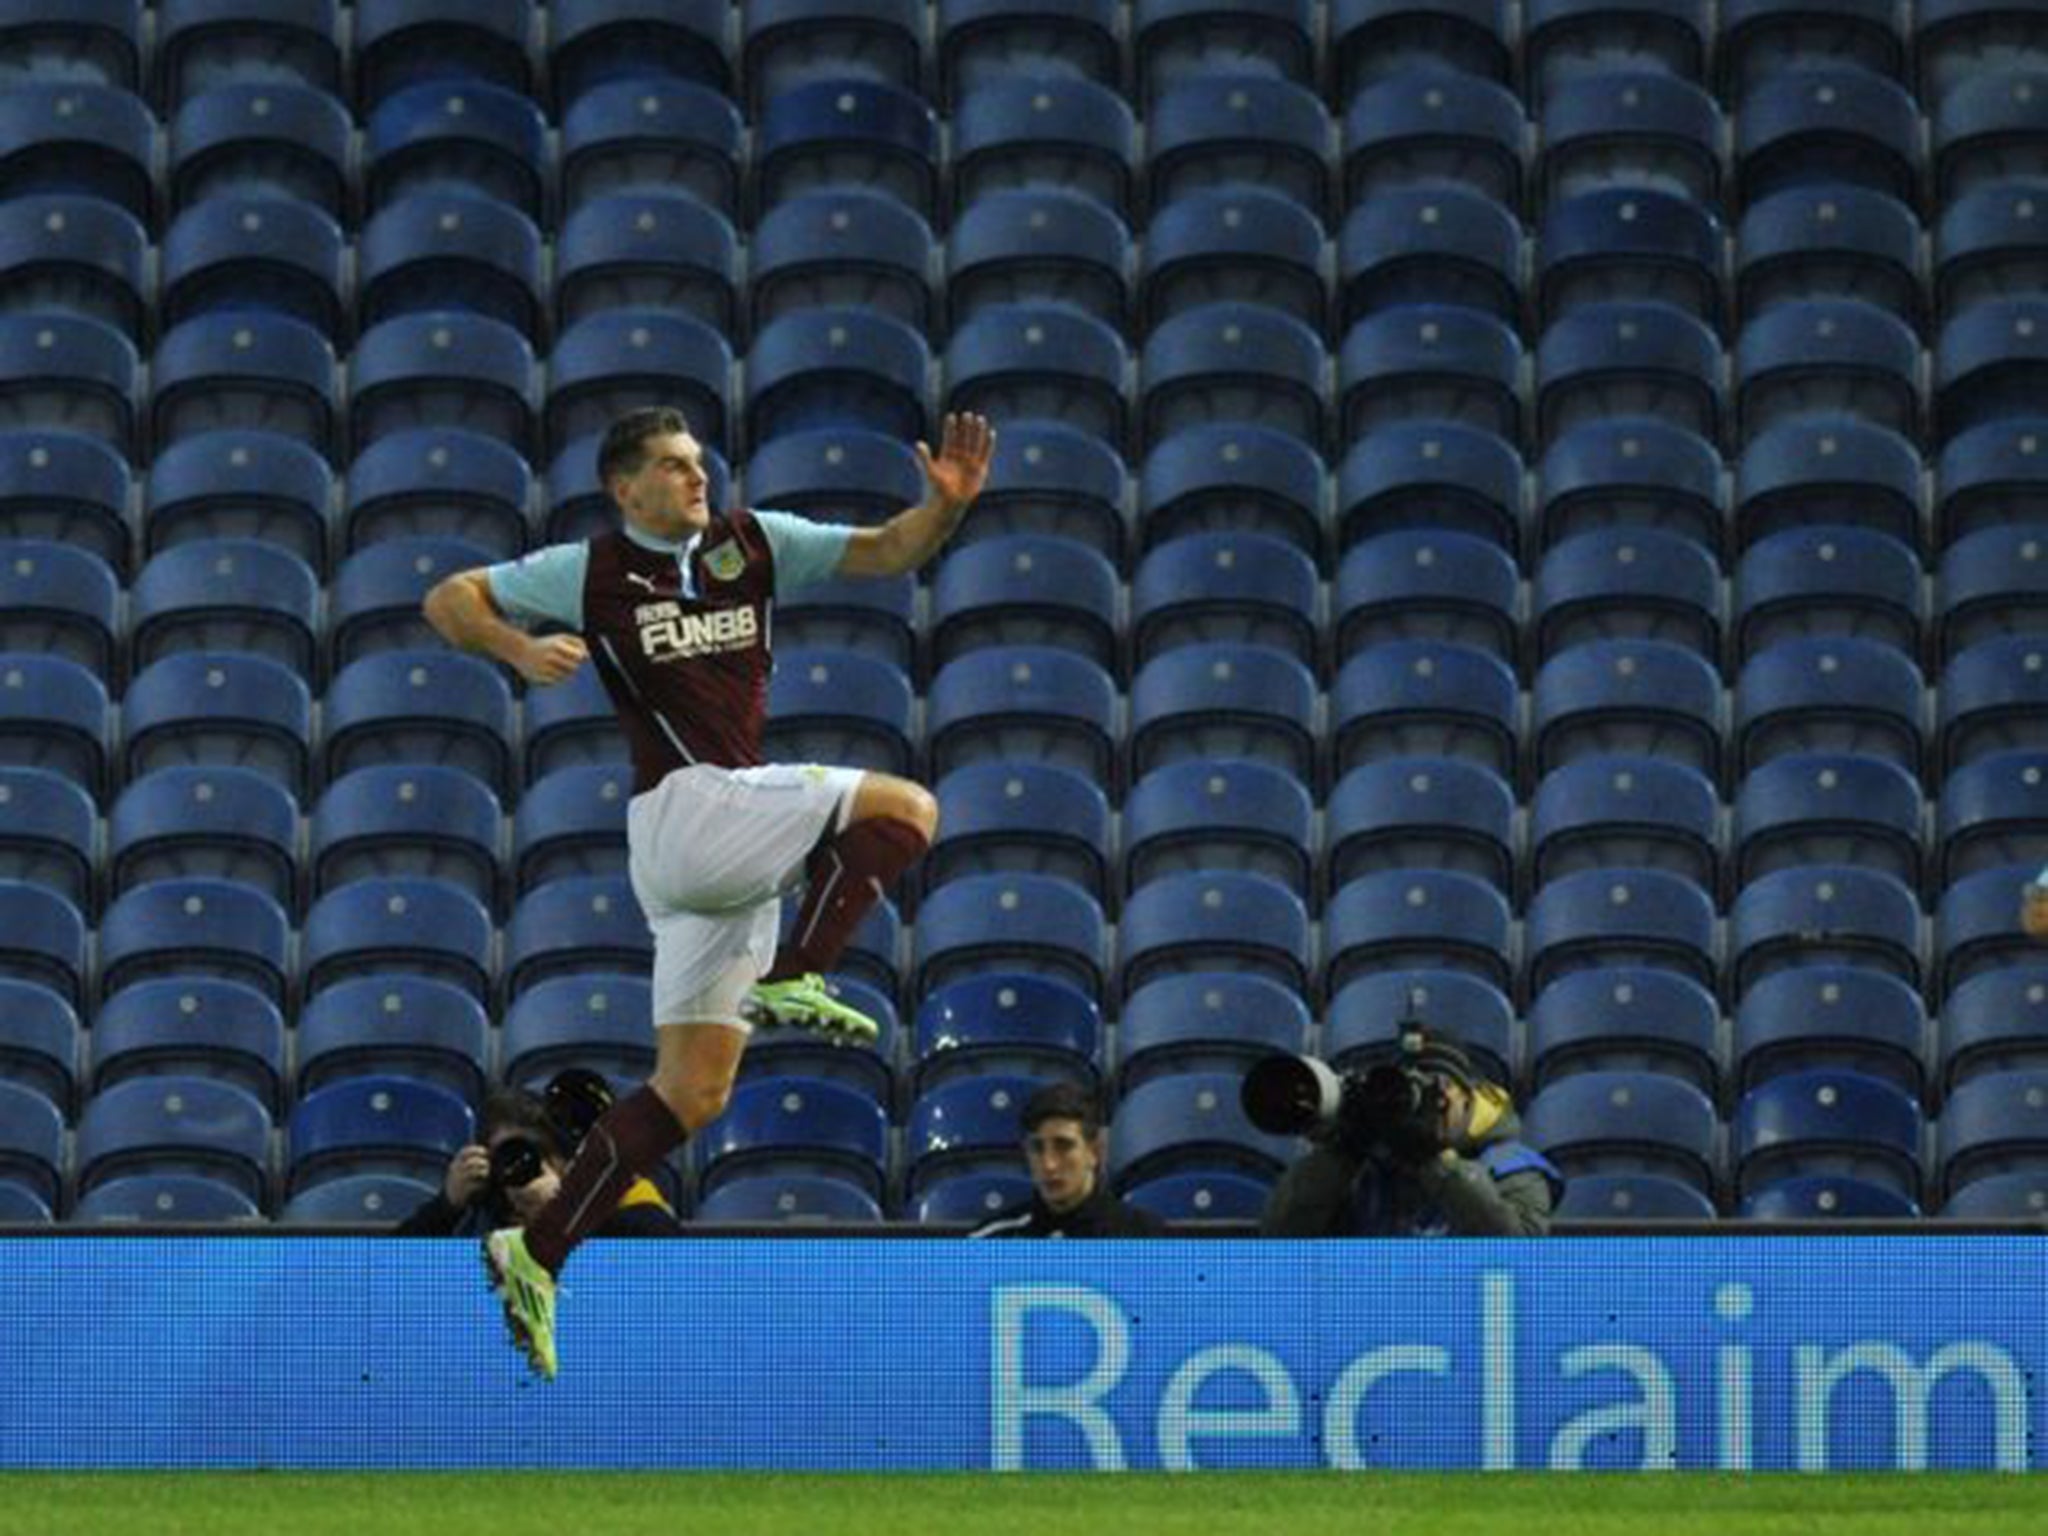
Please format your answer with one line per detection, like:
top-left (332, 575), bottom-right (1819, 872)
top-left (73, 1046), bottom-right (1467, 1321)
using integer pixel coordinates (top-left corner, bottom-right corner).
top-left (896, 781), bottom-right (939, 841)
top-left (650, 1070), bottom-right (731, 1132)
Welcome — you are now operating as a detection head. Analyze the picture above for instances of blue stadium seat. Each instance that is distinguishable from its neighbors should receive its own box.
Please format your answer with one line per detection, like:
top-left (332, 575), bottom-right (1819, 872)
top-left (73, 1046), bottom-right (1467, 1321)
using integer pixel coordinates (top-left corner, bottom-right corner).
top-left (1532, 529), bottom-right (1722, 665)
top-left (1536, 69), bottom-right (1721, 205)
top-left (912, 1170), bottom-right (1034, 1225)
top-left (1338, 306), bottom-right (1523, 443)
top-left (1728, 864), bottom-right (1922, 997)
top-left (1140, 302), bottom-right (1326, 450)
top-left (0, 1078), bottom-right (61, 1212)
top-left (321, 650), bottom-right (514, 800)
top-left (1527, 967), bottom-right (1721, 1098)
top-left (1535, 417), bottom-right (1724, 558)
top-left (0, 313), bottom-right (135, 453)
top-left (1939, 1069), bottom-right (2048, 1203)
top-left (963, 420), bottom-right (1127, 565)
top-left (742, 976), bottom-right (897, 1106)
top-left (1142, 187), bottom-right (1322, 333)
top-left (159, 195), bottom-right (346, 344)
top-left (1528, 756), bottom-right (1721, 892)
top-left (122, 651), bottom-right (310, 797)
top-left (512, 763), bottom-right (631, 893)
top-left (754, 78), bottom-right (938, 221)
top-left (1733, 1068), bottom-right (1923, 1204)
top-left (904, 1073), bottom-right (1044, 1198)
top-left (309, 765), bottom-right (500, 909)
top-left (0, 82), bottom-right (152, 225)
top-left (1937, 297), bottom-right (2048, 444)
top-left (1939, 1169), bottom-right (2048, 1220)
top-left (347, 429), bottom-right (533, 559)
top-left (548, 0), bottom-right (728, 107)
top-left (129, 539), bottom-right (319, 680)
top-left (1145, 75), bottom-right (1332, 219)
top-left (301, 876), bottom-right (493, 1002)
top-left (522, 664), bottom-right (624, 782)
top-left (1124, 1171), bottom-right (1272, 1222)
top-left (1323, 869), bottom-right (1513, 996)
top-left (742, 427), bottom-right (920, 528)
top-left (348, 313), bottom-right (537, 457)
top-left (948, 188), bottom-right (1129, 331)
top-left (1736, 68), bottom-right (1922, 212)
top-left (1327, 757), bottom-right (1515, 895)
top-left (547, 309), bottom-right (732, 458)
top-left (0, 979), bottom-right (76, 1115)
top-left (1331, 0), bottom-right (1513, 96)
top-left (952, 77), bottom-right (1137, 217)
top-left (74, 1172), bottom-right (263, 1225)
top-left (154, 0), bottom-right (340, 106)
top-left (1122, 758), bottom-right (1313, 898)
top-left (1917, 3), bottom-right (2048, 109)
top-left (279, 1172), bottom-right (435, 1226)
top-left (91, 976), bottom-right (284, 1113)
top-left (1536, 302), bottom-right (1723, 448)
top-left (913, 972), bottom-right (1101, 1095)
top-left (763, 649), bottom-right (915, 777)
top-left (499, 973), bottom-right (654, 1090)
top-left (1108, 1072), bottom-right (1297, 1192)
top-left (1721, 0), bottom-right (1908, 102)
top-left (0, 429), bottom-right (129, 575)
top-left (1526, 0), bottom-right (1710, 94)
top-left (98, 877), bottom-right (289, 1005)
top-left (1338, 185), bottom-right (1520, 328)
top-left (106, 766), bottom-right (297, 913)
top-left (1940, 527), bottom-right (2048, 663)
top-left (1733, 966), bottom-right (1927, 1102)
top-left (1525, 867), bottom-right (1718, 999)
top-left (78, 1075), bottom-right (270, 1206)
top-left (0, 1183), bottom-right (49, 1223)
top-left (695, 1075), bottom-right (889, 1202)
top-left (0, 539), bottom-right (117, 680)
top-left (0, 194), bottom-right (147, 341)
top-left (926, 646), bottom-right (1117, 787)
top-left (1733, 526), bottom-right (1924, 662)
top-left (1935, 863), bottom-right (2038, 997)
top-left (1936, 180), bottom-right (2048, 319)
top-left (362, 79), bottom-right (546, 216)
top-left (503, 876), bottom-right (650, 1000)
top-left (0, 653), bottom-right (107, 802)
top-left (928, 762), bottom-right (1112, 900)
top-left (1531, 639), bottom-right (1722, 786)
top-left (1524, 1070), bottom-right (1720, 1199)
top-left (1733, 752), bottom-right (1924, 888)
top-left (1119, 871), bottom-right (1310, 999)
top-left (1939, 750), bottom-right (2048, 883)
top-left (1734, 300), bottom-right (1922, 443)
top-left (946, 304), bottom-right (1130, 450)
top-left (330, 537), bottom-right (495, 666)
top-left (144, 429), bottom-right (332, 575)
top-left (1143, 423), bottom-right (1324, 566)
top-left (1133, 0), bottom-right (1315, 102)
top-left (559, 79), bottom-right (744, 217)
top-left (1117, 971), bottom-right (1311, 1094)
top-left (697, 1173), bottom-right (883, 1225)
top-left (151, 313), bottom-right (337, 462)
top-left (751, 188), bottom-right (933, 332)
top-left (774, 572), bottom-right (916, 672)
top-left (167, 82), bottom-right (351, 216)
top-left (1324, 969), bottom-right (1515, 1090)
top-left (352, 0), bottom-right (531, 105)
top-left (1940, 637), bottom-right (2048, 773)
top-left (745, 306), bottom-right (928, 449)
top-left (937, 0), bottom-right (1120, 106)
top-left (741, 0), bottom-right (924, 118)
top-left (1556, 1173), bottom-right (1715, 1221)
top-left (1333, 640), bottom-right (1519, 783)
top-left (1734, 637), bottom-right (1924, 776)
top-left (932, 535), bottom-right (1119, 672)
top-left (1735, 185), bottom-right (1923, 327)
top-left (1942, 968), bottom-right (2048, 1096)
top-left (1332, 531), bottom-right (1519, 664)
top-left (0, 0), bottom-right (141, 92)
top-left (1740, 1175), bottom-right (1918, 1221)
top-left (914, 874), bottom-right (1107, 1000)
top-left (286, 1073), bottom-right (474, 1196)
top-left (0, 769), bottom-right (92, 915)
top-left (296, 975), bottom-right (490, 1106)
top-left (1340, 69), bottom-right (1523, 209)
top-left (1130, 643), bottom-right (1318, 788)
top-left (357, 192), bottom-right (544, 343)
top-left (554, 192), bottom-right (738, 335)
top-left (1538, 188), bottom-right (1723, 331)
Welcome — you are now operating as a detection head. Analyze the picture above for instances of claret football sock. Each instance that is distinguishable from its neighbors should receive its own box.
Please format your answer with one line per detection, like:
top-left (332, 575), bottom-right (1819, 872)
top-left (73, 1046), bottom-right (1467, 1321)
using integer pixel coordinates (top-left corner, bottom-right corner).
top-left (524, 1086), bottom-right (685, 1276)
top-left (762, 815), bottom-right (928, 982)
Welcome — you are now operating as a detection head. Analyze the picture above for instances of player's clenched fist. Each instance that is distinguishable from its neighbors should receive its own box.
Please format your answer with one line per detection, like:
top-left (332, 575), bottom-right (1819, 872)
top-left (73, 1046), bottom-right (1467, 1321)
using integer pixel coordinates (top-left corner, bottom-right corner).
top-left (517, 633), bottom-right (589, 685)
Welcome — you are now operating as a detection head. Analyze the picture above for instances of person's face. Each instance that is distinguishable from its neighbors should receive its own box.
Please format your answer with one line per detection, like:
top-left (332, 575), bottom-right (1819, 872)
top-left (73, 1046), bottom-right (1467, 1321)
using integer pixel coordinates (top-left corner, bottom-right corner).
top-left (487, 1125), bottom-right (566, 1224)
top-left (610, 429), bottom-right (711, 540)
top-left (1436, 1078), bottom-right (1473, 1151)
top-left (1025, 1116), bottom-right (1101, 1214)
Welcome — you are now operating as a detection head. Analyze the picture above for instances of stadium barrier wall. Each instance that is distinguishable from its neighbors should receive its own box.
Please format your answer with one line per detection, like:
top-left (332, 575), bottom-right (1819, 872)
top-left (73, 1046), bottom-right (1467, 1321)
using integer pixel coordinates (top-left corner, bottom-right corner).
top-left (1, 1236), bottom-right (2041, 1472)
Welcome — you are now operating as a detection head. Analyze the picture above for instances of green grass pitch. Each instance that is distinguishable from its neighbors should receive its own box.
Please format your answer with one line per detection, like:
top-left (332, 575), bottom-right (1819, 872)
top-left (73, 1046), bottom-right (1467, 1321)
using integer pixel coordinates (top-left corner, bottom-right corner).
top-left (4, 1472), bottom-right (2045, 1536)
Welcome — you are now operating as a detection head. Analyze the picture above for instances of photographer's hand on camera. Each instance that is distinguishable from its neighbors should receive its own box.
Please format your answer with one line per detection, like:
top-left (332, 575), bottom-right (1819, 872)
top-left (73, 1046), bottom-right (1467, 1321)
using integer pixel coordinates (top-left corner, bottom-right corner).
top-left (444, 1145), bottom-right (491, 1208)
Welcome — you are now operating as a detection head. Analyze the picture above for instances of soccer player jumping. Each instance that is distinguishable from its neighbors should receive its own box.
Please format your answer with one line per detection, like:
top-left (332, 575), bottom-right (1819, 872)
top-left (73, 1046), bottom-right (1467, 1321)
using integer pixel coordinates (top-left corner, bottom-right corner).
top-left (424, 407), bottom-right (995, 1378)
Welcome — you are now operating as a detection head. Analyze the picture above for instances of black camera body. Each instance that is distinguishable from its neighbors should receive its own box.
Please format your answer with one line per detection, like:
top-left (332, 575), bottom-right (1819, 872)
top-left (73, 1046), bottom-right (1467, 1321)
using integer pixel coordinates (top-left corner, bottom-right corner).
top-left (483, 1068), bottom-right (616, 1198)
top-left (1241, 1009), bottom-right (1477, 1165)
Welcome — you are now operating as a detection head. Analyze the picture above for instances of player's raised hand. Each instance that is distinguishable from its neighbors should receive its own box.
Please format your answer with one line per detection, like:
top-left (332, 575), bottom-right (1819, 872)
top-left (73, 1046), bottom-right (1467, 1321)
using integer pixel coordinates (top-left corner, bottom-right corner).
top-left (917, 412), bottom-right (995, 512)
top-left (517, 633), bottom-right (589, 686)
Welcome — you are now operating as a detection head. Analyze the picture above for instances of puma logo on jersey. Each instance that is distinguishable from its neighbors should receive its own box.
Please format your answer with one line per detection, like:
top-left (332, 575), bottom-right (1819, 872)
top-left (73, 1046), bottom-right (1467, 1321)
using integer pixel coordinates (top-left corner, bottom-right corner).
top-left (625, 572), bottom-right (661, 594)
top-left (640, 604), bottom-right (760, 660)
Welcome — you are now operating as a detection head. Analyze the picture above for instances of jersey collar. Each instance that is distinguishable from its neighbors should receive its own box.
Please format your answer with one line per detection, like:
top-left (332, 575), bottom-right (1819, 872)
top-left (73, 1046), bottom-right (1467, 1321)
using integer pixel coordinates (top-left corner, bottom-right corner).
top-left (622, 520), bottom-right (704, 598)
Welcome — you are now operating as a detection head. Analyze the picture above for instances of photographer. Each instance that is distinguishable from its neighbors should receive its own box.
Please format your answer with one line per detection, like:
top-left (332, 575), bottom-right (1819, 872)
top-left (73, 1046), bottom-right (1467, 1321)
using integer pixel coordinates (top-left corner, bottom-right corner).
top-left (1249, 1025), bottom-right (1561, 1238)
top-left (968, 1081), bottom-right (1165, 1238)
top-left (396, 1073), bottom-right (681, 1238)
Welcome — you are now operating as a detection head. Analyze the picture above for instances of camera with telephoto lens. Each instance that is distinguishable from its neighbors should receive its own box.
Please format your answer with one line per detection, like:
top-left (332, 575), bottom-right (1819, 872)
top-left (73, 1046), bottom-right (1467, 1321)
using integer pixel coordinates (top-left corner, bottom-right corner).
top-left (1240, 1004), bottom-right (1476, 1164)
top-left (484, 1068), bottom-right (617, 1195)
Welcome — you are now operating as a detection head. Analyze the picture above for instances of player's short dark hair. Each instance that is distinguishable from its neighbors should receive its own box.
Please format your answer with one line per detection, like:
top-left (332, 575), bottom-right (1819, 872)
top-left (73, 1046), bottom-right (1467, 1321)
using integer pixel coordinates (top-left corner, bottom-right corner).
top-left (1021, 1081), bottom-right (1105, 1140)
top-left (480, 1086), bottom-right (561, 1157)
top-left (597, 406), bottom-right (692, 486)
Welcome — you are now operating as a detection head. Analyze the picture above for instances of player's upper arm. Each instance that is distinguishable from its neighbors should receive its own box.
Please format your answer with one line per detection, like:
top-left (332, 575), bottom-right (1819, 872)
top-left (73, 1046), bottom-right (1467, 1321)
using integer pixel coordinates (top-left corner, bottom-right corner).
top-left (481, 542), bottom-right (589, 630)
top-left (756, 509), bottom-right (857, 593)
